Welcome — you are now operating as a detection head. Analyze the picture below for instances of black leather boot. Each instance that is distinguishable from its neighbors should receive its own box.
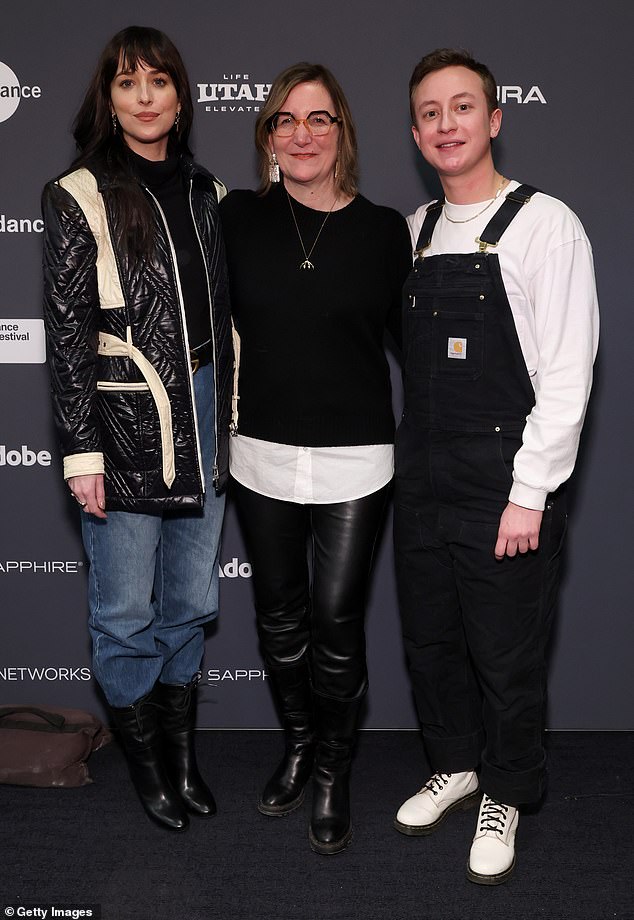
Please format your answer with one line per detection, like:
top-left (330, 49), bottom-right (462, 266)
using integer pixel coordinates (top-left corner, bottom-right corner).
top-left (259, 658), bottom-right (314, 816)
top-left (110, 690), bottom-right (188, 832)
top-left (309, 689), bottom-right (364, 855)
top-left (156, 677), bottom-right (216, 817)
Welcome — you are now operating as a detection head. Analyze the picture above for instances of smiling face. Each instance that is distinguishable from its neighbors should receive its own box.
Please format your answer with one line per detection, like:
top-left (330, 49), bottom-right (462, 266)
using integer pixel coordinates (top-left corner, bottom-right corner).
top-left (268, 81), bottom-right (340, 198)
top-left (110, 56), bottom-right (181, 160)
top-left (411, 65), bottom-right (501, 187)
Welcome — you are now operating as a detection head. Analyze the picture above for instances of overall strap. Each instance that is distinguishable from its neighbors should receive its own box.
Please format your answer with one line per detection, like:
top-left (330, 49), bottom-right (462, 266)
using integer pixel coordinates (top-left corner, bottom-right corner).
top-left (476, 184), bottom-right (540, 252)
top-left (414, 198), bottom-right (444, 257)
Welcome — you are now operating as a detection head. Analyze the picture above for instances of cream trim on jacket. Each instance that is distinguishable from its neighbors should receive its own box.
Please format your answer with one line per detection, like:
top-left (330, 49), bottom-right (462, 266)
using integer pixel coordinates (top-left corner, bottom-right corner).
top-left (56, 168), bottom-right (174, 488)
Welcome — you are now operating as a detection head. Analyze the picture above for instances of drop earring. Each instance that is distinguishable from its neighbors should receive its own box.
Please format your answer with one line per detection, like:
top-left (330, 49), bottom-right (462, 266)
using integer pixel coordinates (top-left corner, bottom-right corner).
top-left (111, 112), bottom-right (118, 134)
top-left (269, 152), bottom-right (280, 184)
top-left (174, 111), bottom-right (180, 131)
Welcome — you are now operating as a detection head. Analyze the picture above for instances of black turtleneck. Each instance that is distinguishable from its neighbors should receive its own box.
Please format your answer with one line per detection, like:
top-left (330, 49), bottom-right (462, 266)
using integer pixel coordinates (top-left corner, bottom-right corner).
top-left (129, 149), bottom-right (211, 351)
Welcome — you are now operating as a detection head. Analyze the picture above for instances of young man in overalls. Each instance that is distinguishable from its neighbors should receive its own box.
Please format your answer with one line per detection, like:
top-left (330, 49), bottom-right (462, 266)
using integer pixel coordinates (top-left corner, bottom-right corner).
top-left (393, 48), bottom-right (599, 884)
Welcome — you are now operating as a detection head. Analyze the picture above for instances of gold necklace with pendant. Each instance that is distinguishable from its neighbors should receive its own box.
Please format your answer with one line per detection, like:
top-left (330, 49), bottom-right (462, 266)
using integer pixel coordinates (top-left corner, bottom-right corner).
top-left (286, 190), bottom-right (337, 269)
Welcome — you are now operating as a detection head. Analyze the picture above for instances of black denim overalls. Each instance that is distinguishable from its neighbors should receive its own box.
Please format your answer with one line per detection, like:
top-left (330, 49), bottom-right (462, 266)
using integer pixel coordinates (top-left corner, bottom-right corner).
top-left (394, 186), bottom-right (567, 805)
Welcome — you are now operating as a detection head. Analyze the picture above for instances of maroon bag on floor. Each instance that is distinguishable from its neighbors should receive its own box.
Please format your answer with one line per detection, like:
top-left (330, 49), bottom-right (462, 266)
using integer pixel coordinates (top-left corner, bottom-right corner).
top-left (0, 705), bottom-right (112, 787)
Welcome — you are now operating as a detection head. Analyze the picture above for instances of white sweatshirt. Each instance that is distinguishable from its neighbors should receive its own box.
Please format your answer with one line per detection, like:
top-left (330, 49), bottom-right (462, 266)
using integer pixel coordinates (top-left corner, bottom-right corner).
top-left (407, 180), bottom-right (600, 510)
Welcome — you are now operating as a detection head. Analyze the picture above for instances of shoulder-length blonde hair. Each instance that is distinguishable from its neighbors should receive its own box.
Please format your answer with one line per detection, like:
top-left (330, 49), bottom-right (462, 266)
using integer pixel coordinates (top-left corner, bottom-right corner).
top-left (255, 62), bottom-right (358, 198)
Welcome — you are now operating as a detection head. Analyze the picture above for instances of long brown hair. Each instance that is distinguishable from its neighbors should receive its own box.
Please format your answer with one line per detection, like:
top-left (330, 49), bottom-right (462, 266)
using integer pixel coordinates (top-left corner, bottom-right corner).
top-left (72, 26), bottom-right (194, 257)
top-left (255, 62), bottom-right (358, 199)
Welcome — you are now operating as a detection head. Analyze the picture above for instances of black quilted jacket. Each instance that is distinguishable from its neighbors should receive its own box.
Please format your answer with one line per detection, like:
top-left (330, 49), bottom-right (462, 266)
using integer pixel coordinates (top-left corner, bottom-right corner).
top-left (42, 155), bottom-right (232, 512)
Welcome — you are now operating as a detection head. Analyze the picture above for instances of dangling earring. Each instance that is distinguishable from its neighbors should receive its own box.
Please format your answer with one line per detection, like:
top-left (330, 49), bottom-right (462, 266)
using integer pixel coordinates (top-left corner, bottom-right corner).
top-left (334, 159), bottom-right (339, 180)
top-left (174, 111), bottom-right (180, 131)
top-left (269, 152), bottom-right (280, 184)
top-left (111, 112), bottom-right (118, 134)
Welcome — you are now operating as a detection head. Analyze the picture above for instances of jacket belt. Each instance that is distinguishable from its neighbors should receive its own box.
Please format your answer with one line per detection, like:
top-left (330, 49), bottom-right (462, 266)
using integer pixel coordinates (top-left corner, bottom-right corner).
top-left (97, 328), bottom-right (176, 488)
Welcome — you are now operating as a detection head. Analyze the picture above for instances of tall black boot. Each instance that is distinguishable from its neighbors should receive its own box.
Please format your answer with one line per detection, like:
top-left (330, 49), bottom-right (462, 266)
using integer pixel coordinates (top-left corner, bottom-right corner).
top-left (309, 689), bottom-right (364, 855)
top-left (110, 690), bottom-right (188, 832)
top-left (156, 677), bottom-right (216, 817)
top-left (259, 657), bottom-right (315, 816)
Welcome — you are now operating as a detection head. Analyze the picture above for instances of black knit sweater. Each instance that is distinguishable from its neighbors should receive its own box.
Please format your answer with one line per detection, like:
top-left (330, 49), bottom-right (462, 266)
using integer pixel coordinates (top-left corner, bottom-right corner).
top-left (220, 186), bottom-right (411, 447)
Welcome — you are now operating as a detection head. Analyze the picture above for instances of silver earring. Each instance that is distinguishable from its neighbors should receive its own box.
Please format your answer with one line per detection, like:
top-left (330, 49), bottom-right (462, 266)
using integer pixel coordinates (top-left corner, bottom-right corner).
top-left (269, 152), bottom-right (280, 184)
top-left (111, 112), bottom-right (118, 134)
top-left (174, 111), bottom-right (180, 131)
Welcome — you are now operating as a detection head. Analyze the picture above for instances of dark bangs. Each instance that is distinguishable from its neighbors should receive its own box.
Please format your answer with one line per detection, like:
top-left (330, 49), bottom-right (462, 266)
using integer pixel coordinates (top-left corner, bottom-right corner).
top-left (106, 27), bottom-right (194, 144)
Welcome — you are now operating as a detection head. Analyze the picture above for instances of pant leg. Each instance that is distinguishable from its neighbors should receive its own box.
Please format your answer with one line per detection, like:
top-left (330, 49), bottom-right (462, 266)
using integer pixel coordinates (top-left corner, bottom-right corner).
top-left (393, 494), bottom-right (484, 772)
top-left (154, 362), bottom-right (226, 685)
top-left (82, 362), bottom-right (225, 706)
top-left (309, 486), bottom-right (389, 699)
top-left (232, 480), bottom-right (311, 666)
top-left (452, 492), bottom-right (567, 805)
top-left (395, 427), bottom-right (567, 800)
top-left (82, 509), bottom-right (163, 707)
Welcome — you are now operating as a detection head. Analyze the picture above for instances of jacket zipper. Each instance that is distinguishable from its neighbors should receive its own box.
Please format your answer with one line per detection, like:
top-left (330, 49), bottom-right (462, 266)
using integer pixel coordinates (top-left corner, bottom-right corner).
top-left (144, 187), bottom-right (205, 493)
top-left (188, 178), bottom-right (220, 487)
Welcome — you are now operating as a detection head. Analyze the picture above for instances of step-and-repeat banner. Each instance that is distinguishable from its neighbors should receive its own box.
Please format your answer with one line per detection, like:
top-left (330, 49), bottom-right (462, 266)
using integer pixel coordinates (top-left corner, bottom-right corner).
top-left (1, 1), bottom-right (630, 728)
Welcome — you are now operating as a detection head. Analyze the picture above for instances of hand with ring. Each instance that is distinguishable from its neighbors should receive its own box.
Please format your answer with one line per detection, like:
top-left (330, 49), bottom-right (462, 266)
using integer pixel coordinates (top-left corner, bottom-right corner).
top-left (68, 473), bottom-right (107, 519)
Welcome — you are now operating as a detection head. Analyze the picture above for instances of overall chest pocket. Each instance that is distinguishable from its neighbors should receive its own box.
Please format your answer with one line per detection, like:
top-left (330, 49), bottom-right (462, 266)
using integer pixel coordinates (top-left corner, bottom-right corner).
top-left (430, 310), bottom-right (485, 381)
top-left (404, 279), bottom-right (486, 381)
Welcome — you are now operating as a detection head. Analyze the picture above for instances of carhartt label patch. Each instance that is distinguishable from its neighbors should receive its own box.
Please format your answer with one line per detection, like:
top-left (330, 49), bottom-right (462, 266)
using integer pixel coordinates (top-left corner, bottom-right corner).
top-left (448, 337), bottom-right (467, 359)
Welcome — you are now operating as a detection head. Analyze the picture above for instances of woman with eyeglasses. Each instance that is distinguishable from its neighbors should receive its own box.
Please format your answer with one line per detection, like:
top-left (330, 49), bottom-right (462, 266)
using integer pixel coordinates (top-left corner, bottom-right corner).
top-left (220, 62), bottom-right (411, 854)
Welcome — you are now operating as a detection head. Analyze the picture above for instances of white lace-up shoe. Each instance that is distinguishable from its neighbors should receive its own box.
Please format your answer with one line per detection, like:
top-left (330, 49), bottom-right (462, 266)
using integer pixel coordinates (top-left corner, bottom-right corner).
top-left (394, 771), bottom-right (480, 836)
top-left (467, 794), bottom-right (519, 885)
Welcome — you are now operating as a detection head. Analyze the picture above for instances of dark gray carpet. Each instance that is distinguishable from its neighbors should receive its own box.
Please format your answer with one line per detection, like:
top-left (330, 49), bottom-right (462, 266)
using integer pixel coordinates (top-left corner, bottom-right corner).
top-left (0, 731), bottom-right (632, 920)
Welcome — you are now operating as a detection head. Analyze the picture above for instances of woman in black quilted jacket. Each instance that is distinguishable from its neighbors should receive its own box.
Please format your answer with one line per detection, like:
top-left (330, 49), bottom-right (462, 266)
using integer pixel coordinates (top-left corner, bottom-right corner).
top-left (42, 26), bottom-right (232, 832)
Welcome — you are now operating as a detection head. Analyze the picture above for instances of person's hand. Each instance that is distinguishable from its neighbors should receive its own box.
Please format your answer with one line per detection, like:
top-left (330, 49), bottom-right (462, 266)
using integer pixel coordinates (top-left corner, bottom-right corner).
top-left (494, 502), bottom-right (542, 560)
top-left (68, 474), bottom-right (107, 519)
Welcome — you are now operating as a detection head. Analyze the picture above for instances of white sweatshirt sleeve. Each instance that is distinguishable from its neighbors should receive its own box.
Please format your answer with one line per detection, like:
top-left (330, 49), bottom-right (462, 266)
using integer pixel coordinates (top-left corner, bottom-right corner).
top-left (509, 236), bottom-right (599, 510)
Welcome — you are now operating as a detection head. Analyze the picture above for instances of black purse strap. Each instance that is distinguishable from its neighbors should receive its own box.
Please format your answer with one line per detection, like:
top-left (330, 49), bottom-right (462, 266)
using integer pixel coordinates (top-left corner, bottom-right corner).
top-left (0, 706), bottom-right (66, 731)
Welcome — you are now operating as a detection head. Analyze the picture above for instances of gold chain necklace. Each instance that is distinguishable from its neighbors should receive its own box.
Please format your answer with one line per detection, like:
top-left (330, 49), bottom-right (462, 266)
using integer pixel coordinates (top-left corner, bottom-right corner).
top-left (286, 191), bottom-right (337, 269)
top-left (443, 177), bottom-right (508, 225)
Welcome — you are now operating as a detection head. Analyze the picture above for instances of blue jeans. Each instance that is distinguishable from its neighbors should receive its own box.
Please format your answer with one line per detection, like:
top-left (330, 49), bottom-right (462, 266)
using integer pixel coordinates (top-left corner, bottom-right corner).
top-left (81, 363), bottom-right (226, 707)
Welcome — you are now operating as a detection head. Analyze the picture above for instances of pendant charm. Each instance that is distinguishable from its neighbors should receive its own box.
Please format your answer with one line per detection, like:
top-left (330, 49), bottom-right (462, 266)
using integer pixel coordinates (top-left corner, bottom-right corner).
top-left (287, 190), bottom-right (336, 273)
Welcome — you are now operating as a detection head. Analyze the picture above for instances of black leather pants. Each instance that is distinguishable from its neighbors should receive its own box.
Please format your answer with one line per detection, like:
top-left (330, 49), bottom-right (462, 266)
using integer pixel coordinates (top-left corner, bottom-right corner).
top-left (233, 480), bottom-right (389, 698)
